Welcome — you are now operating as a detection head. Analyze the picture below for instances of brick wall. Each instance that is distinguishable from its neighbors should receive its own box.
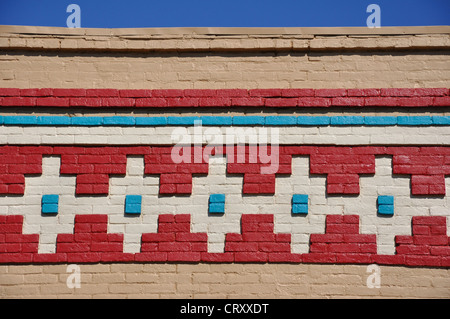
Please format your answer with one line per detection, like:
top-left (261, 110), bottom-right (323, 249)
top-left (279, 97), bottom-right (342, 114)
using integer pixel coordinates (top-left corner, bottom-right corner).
top-left (0, 26), bottom-right (449, 299)
top-left (1, 264), bottom-right (449, 298)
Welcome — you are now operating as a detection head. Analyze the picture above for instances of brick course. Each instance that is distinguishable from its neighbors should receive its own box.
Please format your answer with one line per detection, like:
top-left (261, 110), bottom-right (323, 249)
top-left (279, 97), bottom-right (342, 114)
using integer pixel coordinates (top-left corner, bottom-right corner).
top-left (0, 88), bottom-right (448, 109)
top-left (1, 212), bottom-right (448, 267)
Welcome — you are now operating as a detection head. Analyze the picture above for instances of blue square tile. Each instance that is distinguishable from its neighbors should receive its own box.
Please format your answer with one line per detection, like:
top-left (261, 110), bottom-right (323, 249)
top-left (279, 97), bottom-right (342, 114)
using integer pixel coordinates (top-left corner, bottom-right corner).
top-left (292, 204), bottom-right (308, 214)
top-left (377, 196), bottom-right (394, 215)
top-left (125, 204), bottom-right (142, 214)
top-left (209, 194), bottom-right (225, 203)
top-left (209, 203), bottom-right (225, 214)
top-left (378, 204), bottom-right (394, 215)
top-left (292, 194), bottom-right (308, 204)
top-left (378, 195), bottom-right (394, 205)
top-left (42, 194), bottom-right (59, 204)
top-left (41, 195), bottom-right (59, 214)
top-left (42, 204), bottom-right (59, 214)
top-left (126, 195), bottom-right (142, 204)
top-left (125, 195), bottom-right (142, 215)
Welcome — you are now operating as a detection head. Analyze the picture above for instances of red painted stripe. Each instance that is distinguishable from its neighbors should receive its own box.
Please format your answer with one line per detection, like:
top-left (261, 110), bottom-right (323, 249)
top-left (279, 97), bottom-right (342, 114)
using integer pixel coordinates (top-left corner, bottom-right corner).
top-left (0, 88), bottom-right (448, 108)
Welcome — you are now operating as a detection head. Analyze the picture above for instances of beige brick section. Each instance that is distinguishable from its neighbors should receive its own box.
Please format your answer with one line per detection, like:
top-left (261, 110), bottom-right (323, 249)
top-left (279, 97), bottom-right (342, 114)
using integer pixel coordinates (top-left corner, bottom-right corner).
top-left (0, 264), bottom-right (448, 299)
top-left (0, 26), bottom-right (449, 89)
top-left (1, 50), bottom-right (449, 89)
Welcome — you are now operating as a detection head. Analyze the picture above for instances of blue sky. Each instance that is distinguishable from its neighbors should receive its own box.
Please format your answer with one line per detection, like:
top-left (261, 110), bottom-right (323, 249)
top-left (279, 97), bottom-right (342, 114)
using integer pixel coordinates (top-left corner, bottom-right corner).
top-left (0, 0), bottom-right (449, 28)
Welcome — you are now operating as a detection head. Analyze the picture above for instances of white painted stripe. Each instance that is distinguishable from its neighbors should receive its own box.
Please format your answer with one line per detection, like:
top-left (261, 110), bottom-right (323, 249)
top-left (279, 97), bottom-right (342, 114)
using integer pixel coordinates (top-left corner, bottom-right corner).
top-left (0, 125), bottom-right (448, 145)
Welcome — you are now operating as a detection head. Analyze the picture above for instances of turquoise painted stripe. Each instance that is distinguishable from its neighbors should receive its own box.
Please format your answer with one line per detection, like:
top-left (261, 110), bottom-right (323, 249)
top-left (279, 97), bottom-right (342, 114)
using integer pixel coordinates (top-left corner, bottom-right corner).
top-left (0, 115), bottom-right (448, 126)
top-left (397, 116), bottom-right (433, 126)
top-left (232, 116), bottom-right (265, 125)
top-left (364, 116), bottom-right (398, 125)
top-left (297, 116), bottom-right (330, 126)
top-left (71, 117), bottom-right (103, 126)
top-left (103, 116), bottom-right (136, 126)
top-left (432, 116), bottom-right (450, 125)
top-left (330, 116), bottom-right (365, 125)
top-left (135, 117), bottom-right (167, 126)
top-left (3, 116), bottom-right (38, 125)
top-left (265, 116), bottom-right (298, 125)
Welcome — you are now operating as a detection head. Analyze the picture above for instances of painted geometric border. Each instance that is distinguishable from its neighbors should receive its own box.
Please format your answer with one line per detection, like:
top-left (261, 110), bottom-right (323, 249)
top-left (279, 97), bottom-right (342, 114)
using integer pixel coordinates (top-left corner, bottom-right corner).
top-left (0, 87), bottom-right (448, 267)
top-left (1, 213), bottom-right (449, 267)
top-left (0, 145), bottom-right (448, 196)
top-left (0, 145), bottom-right (448, 267)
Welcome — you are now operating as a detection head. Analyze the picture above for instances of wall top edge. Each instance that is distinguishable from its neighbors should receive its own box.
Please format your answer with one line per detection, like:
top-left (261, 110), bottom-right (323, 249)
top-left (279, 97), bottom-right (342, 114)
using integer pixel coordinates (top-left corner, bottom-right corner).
top-left (1, 25), bottom-right (449, 37)
top-left (1, 25), bottom-right (449, 52)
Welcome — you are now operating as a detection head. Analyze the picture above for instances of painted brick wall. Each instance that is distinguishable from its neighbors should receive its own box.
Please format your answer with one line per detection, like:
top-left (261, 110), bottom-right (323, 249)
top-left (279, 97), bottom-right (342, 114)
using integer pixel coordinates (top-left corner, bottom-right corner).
top-left (0, 26), bottom-right (449, 299)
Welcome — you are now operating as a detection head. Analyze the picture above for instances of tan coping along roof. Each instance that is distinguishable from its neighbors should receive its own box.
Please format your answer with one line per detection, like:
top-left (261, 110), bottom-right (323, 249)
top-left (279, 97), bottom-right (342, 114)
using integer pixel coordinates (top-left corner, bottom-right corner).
top-left (1, 25), bottom-right (449, 36)
top-left (1, 25), bottom-right (449, 52)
